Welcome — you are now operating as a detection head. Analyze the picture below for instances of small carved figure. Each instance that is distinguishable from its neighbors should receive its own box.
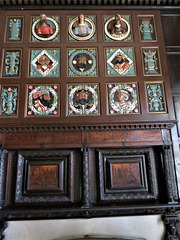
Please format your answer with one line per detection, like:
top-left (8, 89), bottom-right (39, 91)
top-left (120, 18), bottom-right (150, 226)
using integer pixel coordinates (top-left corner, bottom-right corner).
top-left (73, 14), bottom-right (92, 37)
top-left (37, 14), bottom-right (53, 36)
top-left (33, 89), bottom-right (52, 112)
top-left (36, 54), bottom-right (53, 72)
top-left (117, 90), bottom-right (130, 109)
top-left (110, 14), bottom-right (127, 37)
top-left (111, 53), bottom-right (130, 74)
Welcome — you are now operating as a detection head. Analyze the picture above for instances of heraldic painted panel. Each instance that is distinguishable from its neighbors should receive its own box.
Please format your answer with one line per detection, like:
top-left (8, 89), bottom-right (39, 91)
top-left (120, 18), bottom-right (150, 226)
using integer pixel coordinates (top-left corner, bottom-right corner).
top-left (68, 48), bottom-right (97, 77)
top-left (67, 83), bottom-right (100, 116)
top-left (5, 17), bottom-right (23, 42)
top-left (68, 14), bottom-right (96, 42)
top-left (103, 14), bottom-right (132, 42)
top-left (2, 49), bottom-right (21, 77)
top-left (138, 15), bottom-right (157, 42)
top-left (31, 14), bottom-right (60, 42)
top-left (145, 82), bottom-right (167, 113)
top-left (107, 83), bottom-right (139, 115)
top-left (105, 48), bottom-right (136, 76)
top-left (29, 49), bottom-right (60, 77)
top-left (142, 47), bottom-right (161, 76)
top-left (0, 85), bottom-right (19, 116)
top-left (27, 84), bottom-right (60, 116)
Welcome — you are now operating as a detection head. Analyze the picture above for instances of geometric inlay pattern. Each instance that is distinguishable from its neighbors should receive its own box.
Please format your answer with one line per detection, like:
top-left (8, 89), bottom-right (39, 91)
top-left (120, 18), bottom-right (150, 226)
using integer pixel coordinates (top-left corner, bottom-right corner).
top-left (107, 83), bottom-right (139, 114)
top-left (30, 49), bottom-right (60, 77)
top-left (67, 83), bottom-right (99, 115)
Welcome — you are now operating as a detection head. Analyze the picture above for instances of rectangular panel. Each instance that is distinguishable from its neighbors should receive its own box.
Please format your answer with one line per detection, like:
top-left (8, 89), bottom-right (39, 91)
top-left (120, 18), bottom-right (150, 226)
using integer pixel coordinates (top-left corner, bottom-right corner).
top-left (138, 15), bottom-right (157, 42)
top-left (0, 85), bottom-right (19, 117)
top-left (5, 16), bottom-right (24, 42)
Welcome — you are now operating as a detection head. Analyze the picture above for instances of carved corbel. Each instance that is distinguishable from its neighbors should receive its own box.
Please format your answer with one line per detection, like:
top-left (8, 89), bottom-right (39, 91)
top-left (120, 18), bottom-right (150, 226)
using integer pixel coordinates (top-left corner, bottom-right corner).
top-left (0, 220), bottom-right (8, 240)
top-left (163, 213), bottom-right (180, 240)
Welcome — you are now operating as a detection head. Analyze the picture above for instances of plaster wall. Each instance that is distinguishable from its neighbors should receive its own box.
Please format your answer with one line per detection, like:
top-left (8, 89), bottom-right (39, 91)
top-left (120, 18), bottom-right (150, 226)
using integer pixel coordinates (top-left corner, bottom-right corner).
top-left (4, 215), bottom-right (165, 240)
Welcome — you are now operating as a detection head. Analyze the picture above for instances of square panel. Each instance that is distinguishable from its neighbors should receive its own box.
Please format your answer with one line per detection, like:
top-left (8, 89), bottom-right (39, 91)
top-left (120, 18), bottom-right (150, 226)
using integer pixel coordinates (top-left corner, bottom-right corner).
top-left (107, 83), bottom-right (140, 115)
top-left (67, 83), bottom-right (100, 116)
top-left (26, 162), bottom-right (63, 192)
top-left (0, 85), bottom-right (19, 117)
top-left (26, 84), bottom-right (60, 116)
top-left (15, 149), bottom-right (75, 204)
top-left (31, 15), bottom-right (60, 42)
top-left (5, 16), bottom-right (24, 42)
top-left (108, 157), bottom-right (147, 191)
top-left (68, 15), bottom-right (96, 42)
top-left (97, 148), bottom-right (158, 202)
top-left (105, 47), bottom-right (136, 76)
top-left (145, 82), bottom-right (167, 113)
top-left (29, 49), bottom-right (60, 77)
top-left (103, 14), bottom-right (132, 42)
top-left (142, 47), bottom-right (161, 76)
top-left (68, 48), bottom-right (98, 77)
top-left (138, 15), bottom-right (157, 42)
top-left (1, 49), bottom-right (22, 77)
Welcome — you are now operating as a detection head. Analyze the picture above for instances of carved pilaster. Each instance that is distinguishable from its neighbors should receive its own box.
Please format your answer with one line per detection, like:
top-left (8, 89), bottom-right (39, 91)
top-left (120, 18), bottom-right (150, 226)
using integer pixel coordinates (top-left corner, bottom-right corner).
top-left (0, 220), bottom-right (8, 240)
top-left (162, 144), bottom-right (178, 204)
top-left (163, 213), bottom-right (180, 240)
top-left (0, 150), bottom-right (8, 209)
top-left (81, 148), bottom-right (90, 208)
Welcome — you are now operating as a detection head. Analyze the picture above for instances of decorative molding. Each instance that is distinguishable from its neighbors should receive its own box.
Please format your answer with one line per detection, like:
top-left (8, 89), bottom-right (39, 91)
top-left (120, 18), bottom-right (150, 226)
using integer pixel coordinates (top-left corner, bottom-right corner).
top-left (0, 0), bottom-right (180, 6)
top-left (0, 122), bottom-right (176, 133)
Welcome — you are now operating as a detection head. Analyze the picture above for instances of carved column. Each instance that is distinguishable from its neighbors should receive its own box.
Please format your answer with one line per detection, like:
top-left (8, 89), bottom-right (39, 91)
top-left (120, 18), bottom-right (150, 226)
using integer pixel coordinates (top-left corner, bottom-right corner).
top-left (81, 147), bottom-right (90, 208)
top-left (163, 213), bottom-right (180, 240)
top-left (0, 150), bottom-right (8, 209)
top-left (162, 144), bottom-right (178, 204)
top-left (0, 220), bottom-right (8, 240)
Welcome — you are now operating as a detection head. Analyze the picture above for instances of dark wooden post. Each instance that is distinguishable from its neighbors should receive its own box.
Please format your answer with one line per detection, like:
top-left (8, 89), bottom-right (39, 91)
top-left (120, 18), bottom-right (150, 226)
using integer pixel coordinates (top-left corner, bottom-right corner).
top-left (81, 147), bottom-right (90, 208)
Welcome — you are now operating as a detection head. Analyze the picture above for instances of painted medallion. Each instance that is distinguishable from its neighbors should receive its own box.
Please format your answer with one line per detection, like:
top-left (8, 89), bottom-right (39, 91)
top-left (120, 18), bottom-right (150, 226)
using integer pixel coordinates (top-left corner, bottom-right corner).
top-left (68, 48), bottom-right (97, 77)
top-left (68, 14), bottom-right (96, 41)
top-left (27, 84), bottom-right (59, 116)
top-left (67, 84), bottom-right (99, 116)
top-left (107, 83), bottom-right (139, 114)
top-left (31, 14), bottom-right (59, 42)
top-left (104, 14), bottom-right (131, 41)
